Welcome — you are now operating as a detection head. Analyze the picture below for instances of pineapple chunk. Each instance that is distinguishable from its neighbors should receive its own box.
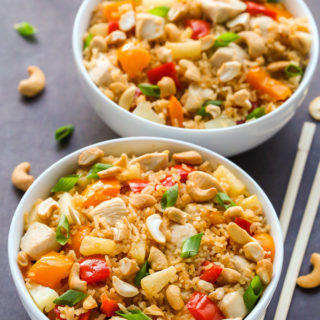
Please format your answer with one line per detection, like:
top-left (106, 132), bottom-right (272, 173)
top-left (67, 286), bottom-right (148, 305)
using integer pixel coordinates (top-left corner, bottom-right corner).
top-left (167, 41), bottom-right (201, 60)
top-left (89, 23), bottom-right (109, 37)
top-left (58, 192), bottom-right (80, 225)
top-left (142, 0), bottom-right (174, 8)
top-left (80, 236), bottom-right (116, 256)
top-left (141, 266), bottom-right (177, 296)
top-left (214, 165), bottom-right (246, 197)
top-left (240, 195), bottom-right (263, 215)
top-left (28, 284), bottom-right (58, 312)
top-left (129, 240), bottom-right (146, 265)
top-left (133, 101), bottom-right (165, 125)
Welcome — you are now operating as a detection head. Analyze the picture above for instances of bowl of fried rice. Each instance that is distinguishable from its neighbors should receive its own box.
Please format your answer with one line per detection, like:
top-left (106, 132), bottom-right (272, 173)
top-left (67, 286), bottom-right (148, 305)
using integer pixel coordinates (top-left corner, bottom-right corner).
top-left (9, 137), bottom-right (283, 320)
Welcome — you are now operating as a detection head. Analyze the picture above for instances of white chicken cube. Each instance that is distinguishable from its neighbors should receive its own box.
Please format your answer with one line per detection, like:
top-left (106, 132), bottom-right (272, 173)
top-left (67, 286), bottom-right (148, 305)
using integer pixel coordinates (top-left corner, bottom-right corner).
top-left (136, 13), bottom-right (165, 41)
top-left (170, 223), bottom-right (197, 247)
top-left (219, 291), bottom-right (248, 318)
top-left (88, 55), bottom-right (114, 87)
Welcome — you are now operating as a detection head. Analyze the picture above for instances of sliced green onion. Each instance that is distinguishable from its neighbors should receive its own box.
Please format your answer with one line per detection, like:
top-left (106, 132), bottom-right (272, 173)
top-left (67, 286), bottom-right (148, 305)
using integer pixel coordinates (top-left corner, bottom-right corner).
top-left (246, 107), bottom-right (265, 120)
top-left (87, 163), bottom-right (113, 179)
top-left (134, 261), bottom-right (149, 286)
top-left (181, 233), bottom-right (203, 258)
top-left (55, 124), bottom-right (74, 141)
top-left (51, 175), bottom-right (79, 193)
top-left (161, 183), bottom-right (179, 209)
top-left (138, 84), bottom-right (160, 98)
top-left (243, 276), bottom-right (263, 312)
top-left (213, 32), bottom-right (240, 48)
top-left (56, 215), bottom-right (70, 245)
top-left (116, 309), bottom-right (152, 320)
top-left (215, 192), bottom-right (236, 210)
top-left (197, 100), bottom-right (223, 117)
top-left (84, 33), bottom-right (93, 49)
top-left (53, 289), bottom-right (87, 306)
top-left (14, 22), bottom-right (37, 37)
top-left (148, 6), bottom-right (170, 17)
top-left (284, 64), bottom-right (303, 78)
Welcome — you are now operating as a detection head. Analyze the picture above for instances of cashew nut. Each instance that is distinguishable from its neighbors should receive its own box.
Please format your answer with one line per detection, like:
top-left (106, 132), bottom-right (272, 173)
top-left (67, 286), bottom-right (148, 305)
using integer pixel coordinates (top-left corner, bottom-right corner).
top-left (148, 246), bottom-right (168, 271)
top-left (166, 285), bottom-right (184, 311)
top-left (98, 166), bottom-right (122, 178)
top-left (113, 221), bottom-right (130, 241)
top-left (206, 105), bottom-right (221, 119)
top-left (224, 206), bottom-right (244, 218)
top-left (164, 207), bottom-right (188, 224)
top-left (197, 279), bottom-right (214, 292)
top-left (165, 23), bottom-right (181, 42)
top-left (119, 86), bottom-right (136, 110)
top-left (158, 76), bottom-right (176, 98)
top-left (130, 194), bottom-right (157, 209)
top-left (226, 12), bottom-right (250, 31)
top-left (146, 214), bottom-right (166, 243)
top-left (11, 162), bottom-right (35, 191)
top-left (290, 31), bottom-right (312, 55)
top-left (106, 30), bottom-right (127, 45)
top-left (78, 147), bottom-right (104, 166)
top-left (90, 35), bottom-right (107, 52)
top-left (218, 268), bottom-right (241, 284)
top-left (68, 262), bottom-right (87, 292)
top-left (227, 222), bottom-right (253, 244)
top-left (200, 35), bottom-right (215, 51)
top-left (309, 97), bottom-right (320, 121)
top-left (109, 82), bottom-right (127, 96)
top-left (238, 31), bottom-right (266, 59)
top-left (17, 251), bottom-right (29, 268)
top-left (144, 305), bottom-right (164, 316)
top-left (118, 257), bottom-right (139, 276)
top-left (168, 2), bottom-right (187, 21)
top-left (119, 10), bottom-right (135, 32)
top-left (179, 59), bottom-right (201, 82)
top-left (112, 276), bottom-right (139, 297)
top-left (217, 61), bottom-right (242, 82)
top-left (186, 171), bottom-right (223, 202)
top-left (243, 241), bottom-right (265, 262)
top-left (256, 259), bottom-right (273, 285)
top-left (172, 151), bottom-right (202, 165)
top-left (266, 61), bottom-right (291, 73)
top-left (297, 253), bottom-right (320, 288)
top-left (18, 66), bottom-right (46, 97)
top-left (37, 197), bottom-right (59, 220)
top-left (83, 295), bottom-right (98, 310)
top-left (233, 89), bottom-right (252, 109)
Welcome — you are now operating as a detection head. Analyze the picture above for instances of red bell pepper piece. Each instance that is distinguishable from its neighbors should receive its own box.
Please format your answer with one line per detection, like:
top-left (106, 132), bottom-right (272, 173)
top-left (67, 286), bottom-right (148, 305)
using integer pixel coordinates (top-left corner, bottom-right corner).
top-left (185, 19), bottom-right (211, 40)
top-left (246, 1), bottom-right (277, 20)
top-left (79, 311), bottom-right (92, 320)
top-left (147, 62), bottom-right (180, 88)
top-left (200, 261), bottom-right (223, 284)
top-left (79, 255), bottom-right (111, 284)
top-left (161, 175), bottom-right (176, 187)
top-left (187, 292), bottom-right (223, 320)
top-left (100, 294), bottom-right (119, 317)
top-left (172, 164), bottom-right (194, 182)
top-left (54, 306), bottom-right (64, 320)
top-left (235, 217), bottom-right (252, 235)
top-left (128, 179), bottom-right (150, 193)
top-left (108, 21), bottom-right (119, 34)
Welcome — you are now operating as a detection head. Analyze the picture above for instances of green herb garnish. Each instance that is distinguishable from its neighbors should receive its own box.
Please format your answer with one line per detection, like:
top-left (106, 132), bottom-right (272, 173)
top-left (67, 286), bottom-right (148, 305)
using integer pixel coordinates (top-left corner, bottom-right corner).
top-left (213, 32), bottom-right (240, 48)
top-left (161, 183), bottom-right (178, 209)
top-left (55, 124), bottom-right (74, 141)
top-left (56, 215), bottom-right (70, 245)
top-left (243, 276), bottom-right (263, 312)
top-left (14, 22), bottom-right (37, 37)
top-left (54, 290), bottom-right (87, 306)
top-left (284, 64), bottom-right (303, 78)
top-left (246, 107), bottom-right (265, 120)
top-left (215, 192), bottom-right (236, 210)
top-left (84, 33), bottom-right (93, 49)
top-left (138, 84), bottom-right (160, 98)
top-left (51, 175), bottom-right (79, 193)
top-left (197, 100), bottom-right (222, 117)
top-left (181, 233), bottom-right (203, 258)
top-left (148, 6), bottom-right (170, 17)
top-left (134, 261), bottom-right (149, 286)
top-left (116, 310), bottom-right (152, 320)
top-left (87, 163), bottom-right (113, 179)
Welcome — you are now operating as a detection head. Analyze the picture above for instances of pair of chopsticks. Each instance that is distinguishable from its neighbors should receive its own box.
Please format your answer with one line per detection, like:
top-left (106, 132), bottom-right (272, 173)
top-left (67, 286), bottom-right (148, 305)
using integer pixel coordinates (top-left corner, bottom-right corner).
top-left (260, 122), bottom-right (317, 320)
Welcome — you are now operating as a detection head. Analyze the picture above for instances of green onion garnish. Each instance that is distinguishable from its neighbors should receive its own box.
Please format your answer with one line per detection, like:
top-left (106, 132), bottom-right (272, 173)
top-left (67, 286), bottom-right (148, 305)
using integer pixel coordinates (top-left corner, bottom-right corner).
top-left (243, 276), bottom-right (264, 312)
top-left (215, 192), bottom-right (236, 210)
top-left (148, 6), bottom-right (170, 17)
top-left (14, 22), bottom-right (37, 37)
top-left (51, 175), bottom-right (79, 192)
top-left (197, 100), bottom-right (223, 117)
top-left (55, 124), bottom-right (74, 142)
top-left (246, 107), bottom-right (265, 120)
top-left (284, 64), bottom-right (303, 78)
top-left (213, 32), bottom-right (240, 48)
top-left (181, 233), bottom-right (203, 258)
top-left (84, 33), bottom-right (93, 50)
top-left (116, 309), bottom-right (152, 320)
top-left (138, 84), bottom-right (160, 98)
top-left (161, 183), bottom-right (179, 209)
top-left (87, 163), bottom-right (113, 179)
top-left (53, 289), bottom-right (87, 306)
top-left (134, 261), bottom-right (149, 286)
top-left (56, 215), bottom-right (70, 245)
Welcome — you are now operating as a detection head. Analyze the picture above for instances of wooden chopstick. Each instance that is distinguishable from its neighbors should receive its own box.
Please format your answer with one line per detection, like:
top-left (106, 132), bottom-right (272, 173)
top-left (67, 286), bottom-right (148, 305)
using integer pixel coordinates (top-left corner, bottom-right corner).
top-left (274, 162), bottom-right (320, 320)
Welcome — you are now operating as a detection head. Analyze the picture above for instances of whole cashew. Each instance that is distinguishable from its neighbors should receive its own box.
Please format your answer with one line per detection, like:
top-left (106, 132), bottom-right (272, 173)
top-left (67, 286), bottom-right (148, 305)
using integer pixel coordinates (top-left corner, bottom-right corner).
top-left (238, 31), bottom-right (266, 59)
top-left (297, 253), bottom-right (320, 288)
top-left (11, 162), bottom-right (35, 191)
top-left (18, 66), bottom-right (46, 97)
top-left (68, 263), bottom-right (87, 292)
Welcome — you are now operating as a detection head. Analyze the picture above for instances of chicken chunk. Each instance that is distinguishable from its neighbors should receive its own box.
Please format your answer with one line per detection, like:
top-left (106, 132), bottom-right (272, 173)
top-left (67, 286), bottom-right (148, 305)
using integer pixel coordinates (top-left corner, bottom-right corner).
top-left (136, 13), bottom-right (165, 41)
top-left (170, 223), bottom-right (197, 247)
top-left (184, 84), bottom-right (215, 112)
top-left (20, 222), bottom-right (60, 260)
top-left (88, 55), bottom-right (114, 87)
top-left (219, 291), bottom-right (248, 318)
top-left (130, 152), bottom-right (168, 171)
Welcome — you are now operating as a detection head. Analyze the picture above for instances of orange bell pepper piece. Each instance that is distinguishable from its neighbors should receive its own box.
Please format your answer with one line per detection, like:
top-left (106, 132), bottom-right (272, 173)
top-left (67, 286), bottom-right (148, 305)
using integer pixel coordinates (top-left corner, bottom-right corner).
top-left (247, 67), bottom-right (292, 101)
top-left (82, 178), bottom-right (120, 208)
top-left (28, 252), bottom-right (73, 289)
top-left (118, 44), bottom-right (150, 78)
top-left (69, 226), bottom-right (92, 257)
top-left (168, 96), bottom-right (184, 127)
top-left (265, 3), bottom-right (292, 20)
top-left (253, 233), bottom-right (275, 261)
top-left (103, 0), bottom-right (134, 21)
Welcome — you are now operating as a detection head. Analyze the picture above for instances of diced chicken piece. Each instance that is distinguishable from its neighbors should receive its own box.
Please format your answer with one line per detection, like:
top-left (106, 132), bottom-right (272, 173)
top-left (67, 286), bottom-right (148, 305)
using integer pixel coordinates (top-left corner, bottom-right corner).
top-left (119, 257), bottom-right (139, 276)
top-left (210, 47), bottom-right (234, 68)
top-left (170, 223), bottom-right (197, 247)
top-left (88, 55), bottom-right (114, 87)
top-left (232, 255), bottom-right (251, 274)
top-left (233, 89), bottom-right (251, 109)
top-left (238, 31), bottom-right (266, 59)
top-left (168, 2), bottom-right (187, 21)
top-left (290, 31), bottom-right (312, 55)
top-left (106, 30), bottom-right (127, 45)
top-left (201, 0), bottom-right (247, 24)
top-left (119, 11), bottom-right (135, 32)
top-left (89, 197), bottom-right (129, 226)
top-left (219, 291), bottom-right (248, 318)
top-left (250, 16), bottom-right (276, 38)
top-left (217, 61), bottom-right (241, 82)
top-left (113, 221), bottom-right (130, 241)
top-left (20, 222), bottom-right (60, 260)
top-left (184, 84), bottom-right (215, 112)
top-left (136, 13), bottom-right (165, 41)
top-left (179, 59), bottom-right (201, 82)
top-left (156, 47), bottom-right (173, 63)
top-left (130, 152), bottom-right (168, 171)
top-left (227, 12), bottom-right (250, 31)
top-left (243, 241), bottom-right (265, 262)
top-left (200, 35), bottom-right (215, 51)
top-left (229, 43), bottom-right (248, 63)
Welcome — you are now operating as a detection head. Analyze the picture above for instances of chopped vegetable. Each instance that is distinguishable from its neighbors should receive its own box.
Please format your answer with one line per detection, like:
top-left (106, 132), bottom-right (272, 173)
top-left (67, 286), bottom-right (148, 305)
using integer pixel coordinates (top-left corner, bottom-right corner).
top-left (101, 294), bottom-right (119, 317)
top-left (215, 192), bottom-right (236, 210)
top-left (284, 64), bottom-right (303, 78)
top-left (28, 252), bottom-right (73, 288)
top-left (181, 233), bottom-right (203, 258)
top-left (197, 100), bottom-right (222, 117)
top-left (167, 41), bottom-right (201, 59)
top-left (235, 217), bottom-right (252, 234)
top-left (117, 309), bottom-right (152, 320)
top-left (185, 19), bottom-right (211, 40)
top-left (56, 214), bottom-right (70, 245)
top-left (187, 292), bottom-right (223, 320)
top-left (14, 22), bottom-right (37, 37)
top-left (80, 236), bottom-right (116, 256)
top-left (79, 311), bottom-right (91, 320)
top-left (103, 0), bottom-right (134, 21)
top-left (68, 226), bottom-right (92, 257)
top-left (147, 62), bottom-right (180, 87)
top-left (265, 3), bottom-right (292, 19)
top-left (79, 255), bottom-right (111, 284)
top-left (134, 261), bottom-right (150, 286)
top-left (84, 33), bottom-right (93, 49)
top-left (87, 163), bottom-right (113, 179)
top-left (108, 20), bottom-right (119, 34)
top-left (246, 1), bottom-right (277, 20)
top-left (161, 183), bottom-right (179, 209)
top-left (51, 175), bottom-right (79, 193)
top-left (247, 107), bottom-right (265, 120)
top-left (28, 284), bottom-right (58, 312)
top-left (128, 179), bottom-right (150, 193)
top-left (172, 164), bottom-right (194, 182)
top-left (148, 6), bottom-right (170, 17)
top-left (247, 67), bottom-right (292, 101)
top-left (213, 32), bottom-right (239, 48)
top-left (53, 289), bottom-right (87, 307)
top-left (168, 96), bottom-right (184, 127)
top-left (138, 84), bottom-right (160, 98)
top-left (160, 175), bottom-right (175, 187)
top-left (55, 125), bottom-right (74, 141)
top-left (200, 261), bottom-right (223, 284)
top-left (243, 276), bottom-right (263, 312)
top-left (253, 233), bottom-right (275, 260)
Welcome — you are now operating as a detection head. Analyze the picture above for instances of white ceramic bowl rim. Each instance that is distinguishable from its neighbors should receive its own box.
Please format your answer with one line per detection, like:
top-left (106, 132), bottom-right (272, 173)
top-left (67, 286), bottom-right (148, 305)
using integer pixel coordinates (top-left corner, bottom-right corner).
top-left (72, 0), bottom-right (319, 134)
top-left (8, 137), bottom-right (283, 320)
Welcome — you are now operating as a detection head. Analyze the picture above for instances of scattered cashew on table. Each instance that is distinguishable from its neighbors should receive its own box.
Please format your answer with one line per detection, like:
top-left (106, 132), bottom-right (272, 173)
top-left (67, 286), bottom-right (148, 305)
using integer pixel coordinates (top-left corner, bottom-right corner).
top-left (297, 253), bottom-right (320, 288)
top-left (18, 65), bottom-right (46, 97)
top-left (11, 162), bottom-right (35, 192)
top-left (309, 97), bottom-right (320, 121)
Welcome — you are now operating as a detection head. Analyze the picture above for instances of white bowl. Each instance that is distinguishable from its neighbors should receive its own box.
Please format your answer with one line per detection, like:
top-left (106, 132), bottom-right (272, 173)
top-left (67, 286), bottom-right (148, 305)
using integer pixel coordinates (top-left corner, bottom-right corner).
top-left (72, 0), bottom-right (319, 157)
top-left (8, 137), bottom-right (283, 320)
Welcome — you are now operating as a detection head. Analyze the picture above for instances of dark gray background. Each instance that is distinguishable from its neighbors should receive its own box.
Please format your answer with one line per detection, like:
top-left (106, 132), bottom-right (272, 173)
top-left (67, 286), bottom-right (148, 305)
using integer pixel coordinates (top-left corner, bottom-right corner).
top-left (1, 0), bottom-right (319, 318)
